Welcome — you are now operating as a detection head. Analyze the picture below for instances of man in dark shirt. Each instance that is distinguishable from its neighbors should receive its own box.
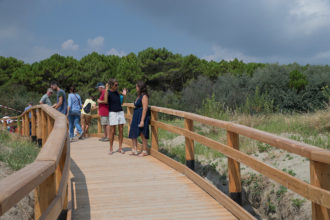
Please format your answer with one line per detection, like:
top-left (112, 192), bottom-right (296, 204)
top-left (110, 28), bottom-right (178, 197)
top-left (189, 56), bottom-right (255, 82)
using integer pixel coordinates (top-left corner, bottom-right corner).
top-left (51, 81), bottom-right (67, 115)
top-left (104, 79), bottom-right (127, 154)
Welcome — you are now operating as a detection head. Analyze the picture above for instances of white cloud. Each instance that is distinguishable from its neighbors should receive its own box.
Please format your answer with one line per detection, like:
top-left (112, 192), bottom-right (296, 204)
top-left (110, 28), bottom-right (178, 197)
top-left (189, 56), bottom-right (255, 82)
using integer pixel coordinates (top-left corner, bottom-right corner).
top-left (202, 45), bottom-right (258, 63)
top-left (61, 39), bottom-right (79, 51)
top-left (107, 48), bottom-right (126, 57)
top-left (288, 0), bottom-right (330, 35)
top-left (87, 36), bottom-right (104, 50)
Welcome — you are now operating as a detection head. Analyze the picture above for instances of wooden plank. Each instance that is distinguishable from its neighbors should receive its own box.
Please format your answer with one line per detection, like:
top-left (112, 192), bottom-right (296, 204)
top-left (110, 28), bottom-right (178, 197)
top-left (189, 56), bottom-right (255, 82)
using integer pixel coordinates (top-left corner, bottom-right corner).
top-left (0, 161), bottom-right (55, 215)
top-left (47, 115), bottom-right (53, 136)
top-left (310, 160), bottom-right (330, 220)
top-left (227, 131), bottom-right (241, 205)
top-left (122, 103), bottom-right (330, 164)
top-left (40, 144), bottom-right (70, 220)
top-left (41, 110), bottom-right (48, 144)
top-left (152, 120), bottom-right (330, 209)
top-left (184, 118), bottom-right (194, 170)
top-left (71, 138), bottom-right (237, 219)
top-left (31, 109), bottom-right (36, 137)
top-left (151, 110), bottom-right (159, 151)
top-left (150, 149), bottom-right (254, 220)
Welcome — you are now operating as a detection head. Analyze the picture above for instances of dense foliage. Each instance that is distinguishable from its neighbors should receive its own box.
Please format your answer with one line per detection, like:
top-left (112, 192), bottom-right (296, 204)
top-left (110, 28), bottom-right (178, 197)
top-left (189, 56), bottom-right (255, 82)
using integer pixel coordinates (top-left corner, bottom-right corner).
top-left (0, 48), bottom-right (329, 117)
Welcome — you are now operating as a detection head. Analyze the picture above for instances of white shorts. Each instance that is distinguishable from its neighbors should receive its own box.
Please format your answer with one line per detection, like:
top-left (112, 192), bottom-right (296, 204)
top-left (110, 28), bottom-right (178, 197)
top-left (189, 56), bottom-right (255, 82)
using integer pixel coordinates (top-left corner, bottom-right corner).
top-left (109, 111), bottom-right (126, 126)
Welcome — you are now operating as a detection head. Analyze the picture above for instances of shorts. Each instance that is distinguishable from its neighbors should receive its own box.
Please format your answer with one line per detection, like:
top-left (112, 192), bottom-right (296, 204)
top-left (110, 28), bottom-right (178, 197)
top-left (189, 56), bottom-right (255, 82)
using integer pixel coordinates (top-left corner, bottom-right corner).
top-left (81, 114), bottom-right (92, 126)
top-left (109, 111), bottom-right (126, 126)
top-left (100, 116), bottom-right (109, 126)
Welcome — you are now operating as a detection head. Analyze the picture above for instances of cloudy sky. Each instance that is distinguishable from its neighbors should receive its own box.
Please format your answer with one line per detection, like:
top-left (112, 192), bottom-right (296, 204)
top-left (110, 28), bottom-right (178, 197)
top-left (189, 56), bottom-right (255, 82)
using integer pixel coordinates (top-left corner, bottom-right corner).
top-left (1, 0), bottom-right (330, 64)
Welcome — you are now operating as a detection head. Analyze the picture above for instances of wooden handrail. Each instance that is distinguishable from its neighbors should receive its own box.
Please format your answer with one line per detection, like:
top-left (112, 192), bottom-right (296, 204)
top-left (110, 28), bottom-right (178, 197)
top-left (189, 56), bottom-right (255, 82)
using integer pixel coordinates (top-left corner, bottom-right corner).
top-left (120, 103), bottom-right (330, 220)
top-left (0, 104), bottom-right (70, 219)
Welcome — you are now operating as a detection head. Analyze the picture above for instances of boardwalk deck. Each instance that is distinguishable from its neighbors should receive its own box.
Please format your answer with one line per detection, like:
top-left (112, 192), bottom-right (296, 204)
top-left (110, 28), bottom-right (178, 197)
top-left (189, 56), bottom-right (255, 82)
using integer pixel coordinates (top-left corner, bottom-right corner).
top-left (70, 137), bottom-right (236, 219)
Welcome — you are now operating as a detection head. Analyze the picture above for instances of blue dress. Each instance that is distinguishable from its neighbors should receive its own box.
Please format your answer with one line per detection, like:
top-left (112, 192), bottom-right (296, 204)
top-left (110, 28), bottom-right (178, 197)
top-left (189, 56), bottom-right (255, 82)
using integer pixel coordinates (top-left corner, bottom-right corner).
top-left (129, 95), bottom-right (150, 139)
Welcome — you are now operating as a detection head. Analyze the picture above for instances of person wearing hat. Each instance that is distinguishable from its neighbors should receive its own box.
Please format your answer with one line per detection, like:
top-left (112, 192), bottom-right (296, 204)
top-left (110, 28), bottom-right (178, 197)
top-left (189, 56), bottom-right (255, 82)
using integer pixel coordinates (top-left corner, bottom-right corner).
top-left (96, 82), bottom-right (110, 141)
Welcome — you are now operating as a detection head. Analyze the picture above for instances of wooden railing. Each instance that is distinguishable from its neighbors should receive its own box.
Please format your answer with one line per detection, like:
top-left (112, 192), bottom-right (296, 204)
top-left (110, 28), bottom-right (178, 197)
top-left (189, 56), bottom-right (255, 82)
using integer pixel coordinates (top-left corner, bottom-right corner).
top-left (0, 104), bottom-right (70, 220)
top-left (1, 103), bottom-right (329, 219)
top-left (114, 103), bottom-right (329, 220)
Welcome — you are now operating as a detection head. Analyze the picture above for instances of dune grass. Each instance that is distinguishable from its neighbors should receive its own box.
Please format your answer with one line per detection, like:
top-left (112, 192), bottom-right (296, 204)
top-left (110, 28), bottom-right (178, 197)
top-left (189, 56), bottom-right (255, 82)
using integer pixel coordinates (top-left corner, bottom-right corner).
top-left (0, 130), bottom-right (39, 171)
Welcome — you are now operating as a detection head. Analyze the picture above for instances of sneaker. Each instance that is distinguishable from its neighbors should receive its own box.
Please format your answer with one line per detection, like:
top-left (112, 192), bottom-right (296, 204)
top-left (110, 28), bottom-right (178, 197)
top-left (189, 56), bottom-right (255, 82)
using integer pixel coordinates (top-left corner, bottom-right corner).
top-left (99, 137), bottom-right (106, 141)
top-left (102, 138), bottom-right (109, 142)
top-left (78, 132), bottom-right (84, 140)
top-left (70, 137), bottom-right (75, 142)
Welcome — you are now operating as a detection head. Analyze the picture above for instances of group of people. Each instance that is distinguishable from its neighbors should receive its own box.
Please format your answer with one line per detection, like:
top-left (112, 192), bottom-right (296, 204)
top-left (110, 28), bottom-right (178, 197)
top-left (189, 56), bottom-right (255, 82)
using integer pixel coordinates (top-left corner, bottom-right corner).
top-left (37, 79), bottom-right (150, 156)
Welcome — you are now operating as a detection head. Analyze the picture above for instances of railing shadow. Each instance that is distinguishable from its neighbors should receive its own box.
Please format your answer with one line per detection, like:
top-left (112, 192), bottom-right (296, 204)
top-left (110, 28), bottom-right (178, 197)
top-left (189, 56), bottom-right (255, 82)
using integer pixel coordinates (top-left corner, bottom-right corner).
top-left (70, 159), bottom-right (90, 219)
top-left (159, 148), bottom-right (262, 219)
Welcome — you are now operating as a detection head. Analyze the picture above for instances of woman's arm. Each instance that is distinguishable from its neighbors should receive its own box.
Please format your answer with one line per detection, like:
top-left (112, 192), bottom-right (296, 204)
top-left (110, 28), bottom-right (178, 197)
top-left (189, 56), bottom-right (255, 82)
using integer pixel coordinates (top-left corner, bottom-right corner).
top-left (139, 95), bottom-right (149, 127)
top-left (103, 84), bottom-right (109, 104)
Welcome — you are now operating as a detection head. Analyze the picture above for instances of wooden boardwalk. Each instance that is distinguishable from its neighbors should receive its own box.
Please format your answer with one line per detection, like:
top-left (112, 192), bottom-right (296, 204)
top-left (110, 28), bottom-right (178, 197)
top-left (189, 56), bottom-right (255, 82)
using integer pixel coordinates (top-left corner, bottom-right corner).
top-left (70, 137), bottom-right (236, 219)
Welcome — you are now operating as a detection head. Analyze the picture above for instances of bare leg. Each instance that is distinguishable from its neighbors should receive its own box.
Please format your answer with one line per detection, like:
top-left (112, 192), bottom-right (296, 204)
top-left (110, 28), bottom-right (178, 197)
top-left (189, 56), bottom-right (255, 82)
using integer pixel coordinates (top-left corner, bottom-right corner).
top-left (130, 138), bottom-right (138, 155)
top-left (106, 125), bottom-right (110, 139)
top-left (103, 125), bottom-right (107, 138)
top-left (138, 133), bottom-right (148, 156)
top-left (85, 124), bottom-right (89, 137)
top-left (118, 124), bottom-right (123, 151)
top-left (109, 125), bottom-right (115, 152)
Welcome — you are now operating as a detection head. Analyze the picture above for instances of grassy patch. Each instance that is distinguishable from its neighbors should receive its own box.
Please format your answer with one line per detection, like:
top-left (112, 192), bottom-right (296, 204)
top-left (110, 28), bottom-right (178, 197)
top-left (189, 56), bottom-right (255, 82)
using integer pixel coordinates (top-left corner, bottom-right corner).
top-left (0, 130), bottom-right (39, 170)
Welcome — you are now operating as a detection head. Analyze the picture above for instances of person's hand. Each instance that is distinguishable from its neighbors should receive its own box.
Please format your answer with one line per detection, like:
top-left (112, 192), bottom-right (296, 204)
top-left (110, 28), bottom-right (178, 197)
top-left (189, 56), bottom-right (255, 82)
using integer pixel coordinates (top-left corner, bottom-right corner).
top-left (97, 99), bottom-right (101, 103)
top-left (122, 88), bottom-right (127, 96)
top-left (139, 121), bottom-right (144, 128)
top-left (106, 83), bottom-right (109, 91)
top-left (52, 104), bottom-right (56, 108)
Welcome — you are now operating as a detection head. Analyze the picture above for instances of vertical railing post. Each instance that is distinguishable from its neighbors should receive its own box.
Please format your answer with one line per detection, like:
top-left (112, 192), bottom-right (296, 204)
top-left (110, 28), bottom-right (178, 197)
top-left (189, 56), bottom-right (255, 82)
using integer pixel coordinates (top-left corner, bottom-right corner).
top-left (3, 119), bottom-right (7, 130)
top-left (47, 115), bottom-right (53, 135)
top-left (97, 117), bottom-right (102, 134)
top-left (184, 118), bottom-right (194, 170)
top-left (151, 110), bottom-right (159, 152)
top-left (34, 172), bottom-right (57, 219)
top-left (227, 131), bottom-right (242, 205)
top-left (17, 116), bottom-right (21, 135)
top-left (36, 109), bottom-right (42, 146)
top-left (41, 110), bottom-right (48, 145)
top-left (31, 109), bottom-right (37, 142)
top-left (126, 106), bottom-right (134, 135)
top-left (310, 160), bottom-right (330, 220)
top-left (22, 114), bottom-right (25, 136)
top-left (25, 113), bottom-right (29, 137)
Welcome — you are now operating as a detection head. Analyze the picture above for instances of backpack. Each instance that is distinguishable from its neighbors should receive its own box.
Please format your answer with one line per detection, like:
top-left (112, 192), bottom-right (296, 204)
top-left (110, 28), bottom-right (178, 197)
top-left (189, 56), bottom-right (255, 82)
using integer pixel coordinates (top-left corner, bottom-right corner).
top-left (83, 102), bottom-right (92, 113)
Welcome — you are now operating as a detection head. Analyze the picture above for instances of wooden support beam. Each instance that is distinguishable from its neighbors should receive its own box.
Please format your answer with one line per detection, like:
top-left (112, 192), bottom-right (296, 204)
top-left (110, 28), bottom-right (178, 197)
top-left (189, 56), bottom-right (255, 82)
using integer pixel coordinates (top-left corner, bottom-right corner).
top-left (34, 173), bottom-right (57, 219)
top-left (151, 111), bottom-right (159, 152)
top-left (37, 110), bottom-right (42, 146)
top-left (184, 118), bottom-right (194, 170)
top-left (47, 115), bottom-right (53, 135)
top-left (25, 114), bottom-right (30, 137)
top-left (3, 120), bottom-right (7, 131)
top-left (227, 131), bottom-right (242, 205)
top-left (310, 160), bottom-right (330, 220)
top-left (97, 117), bottom-right (102, 134)
top-left (41, 110), bottom-right (48, 146)
top-left (31, 109), bottom-right (37, 142)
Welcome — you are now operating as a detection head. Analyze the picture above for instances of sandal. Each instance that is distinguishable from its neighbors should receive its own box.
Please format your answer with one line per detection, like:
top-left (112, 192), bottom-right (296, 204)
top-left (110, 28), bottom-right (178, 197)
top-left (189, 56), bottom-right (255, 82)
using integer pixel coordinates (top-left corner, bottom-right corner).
top-left (129, 149), bottom-right (138, 156)
top-left (108, 150), bottom-right (114, 155)
top-left (138, 150), bottom-right (148, 157)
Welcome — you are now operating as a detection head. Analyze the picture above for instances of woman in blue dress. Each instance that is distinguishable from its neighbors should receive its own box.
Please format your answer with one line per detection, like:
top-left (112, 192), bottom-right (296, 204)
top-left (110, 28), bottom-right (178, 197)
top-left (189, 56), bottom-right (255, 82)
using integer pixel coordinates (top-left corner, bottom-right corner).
top-left (129, 81), bottom-right (150, 156)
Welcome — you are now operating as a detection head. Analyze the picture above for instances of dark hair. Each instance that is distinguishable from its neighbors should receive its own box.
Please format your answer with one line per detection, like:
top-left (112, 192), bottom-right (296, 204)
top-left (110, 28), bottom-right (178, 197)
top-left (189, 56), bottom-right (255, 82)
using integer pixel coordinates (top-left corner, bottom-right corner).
top-left (136, 80), bottom-right (148, 97)
top-left (108, 78), bottom-right (117, 88)
top-left (50, 81), bottom-right (58, 86)
top-left (69, 86), bottom-right (76, 93)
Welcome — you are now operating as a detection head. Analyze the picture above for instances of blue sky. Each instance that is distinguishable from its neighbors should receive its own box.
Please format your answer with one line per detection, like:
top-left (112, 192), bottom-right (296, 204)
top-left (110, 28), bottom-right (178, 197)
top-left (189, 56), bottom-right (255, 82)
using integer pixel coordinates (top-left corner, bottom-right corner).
top-left (1, 0), bottom-right (330, 64)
